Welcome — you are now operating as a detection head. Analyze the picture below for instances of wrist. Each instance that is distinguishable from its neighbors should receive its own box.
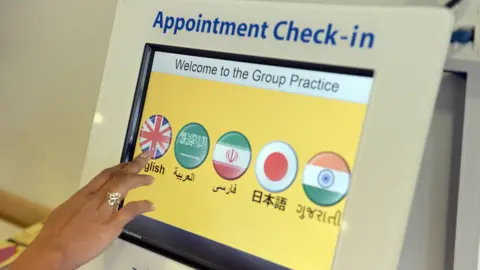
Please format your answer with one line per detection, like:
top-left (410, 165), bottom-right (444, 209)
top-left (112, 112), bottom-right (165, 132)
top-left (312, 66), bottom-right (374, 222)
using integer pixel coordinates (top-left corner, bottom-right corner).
top-left (9, 240), bottom-right (65, 270)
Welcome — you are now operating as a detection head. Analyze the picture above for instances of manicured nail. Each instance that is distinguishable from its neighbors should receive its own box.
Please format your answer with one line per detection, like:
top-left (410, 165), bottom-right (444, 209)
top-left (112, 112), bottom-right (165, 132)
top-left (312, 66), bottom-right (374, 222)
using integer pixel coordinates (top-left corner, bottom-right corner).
top-left (148, 176), bottom-right (155, 183)
top-left (150, 202), bottom-right (156, 211)
top-left (140, 151), bottom-right (151, 158)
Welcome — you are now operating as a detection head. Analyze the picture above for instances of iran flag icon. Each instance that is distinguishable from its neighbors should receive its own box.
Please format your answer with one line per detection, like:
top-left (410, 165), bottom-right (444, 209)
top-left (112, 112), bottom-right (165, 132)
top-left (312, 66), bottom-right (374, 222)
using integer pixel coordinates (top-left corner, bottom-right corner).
top-left (255, 141), bottom-right (298, 193)
top-left (213, 131), bottom-right (252, 180)
top-left (302, 152), bottom-right (350, 206)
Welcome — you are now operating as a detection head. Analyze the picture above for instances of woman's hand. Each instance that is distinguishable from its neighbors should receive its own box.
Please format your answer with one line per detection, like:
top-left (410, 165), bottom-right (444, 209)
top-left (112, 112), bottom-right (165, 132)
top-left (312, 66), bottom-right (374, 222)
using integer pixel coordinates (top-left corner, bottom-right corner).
top-left (10, 152), bottom-right (155, 270)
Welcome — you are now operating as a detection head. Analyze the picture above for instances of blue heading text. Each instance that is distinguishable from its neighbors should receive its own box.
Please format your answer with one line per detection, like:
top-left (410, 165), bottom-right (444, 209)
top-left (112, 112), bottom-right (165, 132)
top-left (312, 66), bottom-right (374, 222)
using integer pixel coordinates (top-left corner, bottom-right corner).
top-left (152, 11), bottom-right (375, 49)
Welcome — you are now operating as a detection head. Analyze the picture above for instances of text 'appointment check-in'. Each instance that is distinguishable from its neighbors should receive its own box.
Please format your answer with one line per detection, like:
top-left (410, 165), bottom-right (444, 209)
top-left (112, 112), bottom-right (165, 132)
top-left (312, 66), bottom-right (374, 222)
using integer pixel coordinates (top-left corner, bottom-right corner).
top-left (152, 11), bottom-right (376, 49)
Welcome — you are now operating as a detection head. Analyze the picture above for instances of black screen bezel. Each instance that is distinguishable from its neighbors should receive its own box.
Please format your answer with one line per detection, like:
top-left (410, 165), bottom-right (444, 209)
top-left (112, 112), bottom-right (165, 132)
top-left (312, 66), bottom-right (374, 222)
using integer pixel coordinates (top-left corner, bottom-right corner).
top-left (118, 43), bottom-right (374, 270)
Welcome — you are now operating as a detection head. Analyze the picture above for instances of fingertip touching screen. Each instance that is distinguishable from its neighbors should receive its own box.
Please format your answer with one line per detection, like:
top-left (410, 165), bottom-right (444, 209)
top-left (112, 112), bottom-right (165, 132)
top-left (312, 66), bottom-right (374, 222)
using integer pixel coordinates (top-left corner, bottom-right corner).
top-left (120, 44), bottom-right (374, 270)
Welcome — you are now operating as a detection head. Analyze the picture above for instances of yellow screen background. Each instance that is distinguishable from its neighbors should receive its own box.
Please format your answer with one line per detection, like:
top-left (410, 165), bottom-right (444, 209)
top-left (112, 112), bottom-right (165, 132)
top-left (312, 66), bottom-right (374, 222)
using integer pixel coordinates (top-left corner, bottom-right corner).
top-left (125, 72), bottom-right (368, 269)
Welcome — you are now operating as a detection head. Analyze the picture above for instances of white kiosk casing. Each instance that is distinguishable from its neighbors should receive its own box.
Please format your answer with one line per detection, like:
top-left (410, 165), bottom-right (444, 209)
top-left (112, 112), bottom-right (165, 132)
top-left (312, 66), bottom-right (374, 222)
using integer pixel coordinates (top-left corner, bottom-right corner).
top-left (442, 0), bottom-right (480, 269)
top-left (79, 1), bottom-right (453, 269)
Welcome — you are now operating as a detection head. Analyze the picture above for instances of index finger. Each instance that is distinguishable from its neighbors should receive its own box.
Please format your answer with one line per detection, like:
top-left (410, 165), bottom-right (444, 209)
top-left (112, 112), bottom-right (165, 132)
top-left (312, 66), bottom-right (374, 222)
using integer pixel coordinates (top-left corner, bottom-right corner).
top-left (122, 151), bottom-right (151, 173)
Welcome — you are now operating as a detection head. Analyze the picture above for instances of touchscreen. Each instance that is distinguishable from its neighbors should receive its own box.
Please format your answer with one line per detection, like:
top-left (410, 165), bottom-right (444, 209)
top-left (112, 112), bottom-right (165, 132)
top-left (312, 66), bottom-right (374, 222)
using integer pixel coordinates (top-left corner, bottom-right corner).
top-left (122, 46), bottom-right (374, 270)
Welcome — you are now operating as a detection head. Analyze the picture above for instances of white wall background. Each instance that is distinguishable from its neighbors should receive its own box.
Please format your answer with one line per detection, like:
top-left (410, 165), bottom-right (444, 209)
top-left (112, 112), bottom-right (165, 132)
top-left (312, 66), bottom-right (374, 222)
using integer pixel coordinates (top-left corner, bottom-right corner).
top-left (0, 0), bottom-right (118, 208)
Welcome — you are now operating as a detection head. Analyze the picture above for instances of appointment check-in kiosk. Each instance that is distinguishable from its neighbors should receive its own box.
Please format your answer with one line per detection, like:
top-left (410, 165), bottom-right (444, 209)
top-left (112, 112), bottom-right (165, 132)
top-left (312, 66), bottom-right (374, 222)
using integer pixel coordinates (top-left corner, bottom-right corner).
top-left (78, 0), bottom-right (453, 269)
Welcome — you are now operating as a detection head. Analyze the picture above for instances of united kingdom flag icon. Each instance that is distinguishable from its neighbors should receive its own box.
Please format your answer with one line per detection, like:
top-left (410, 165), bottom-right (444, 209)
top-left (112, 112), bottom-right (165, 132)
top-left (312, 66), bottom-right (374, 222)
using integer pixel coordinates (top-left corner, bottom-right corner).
top-left (139, 114), bottom-right (172, 159)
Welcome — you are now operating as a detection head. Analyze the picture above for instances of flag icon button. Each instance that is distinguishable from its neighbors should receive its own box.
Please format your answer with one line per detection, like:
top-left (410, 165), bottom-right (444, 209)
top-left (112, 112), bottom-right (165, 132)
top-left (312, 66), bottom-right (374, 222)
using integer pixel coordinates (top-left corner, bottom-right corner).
top-left (255, 141), bottom-right (298, 193)
top-left (174, 123), bottom-right (210, 169)
top-left (302, 152), bottom-right (350, 206)
top-left (139, 114), bottom-right (172, 160)
top-left (213, 131), bottom-right (252, 180)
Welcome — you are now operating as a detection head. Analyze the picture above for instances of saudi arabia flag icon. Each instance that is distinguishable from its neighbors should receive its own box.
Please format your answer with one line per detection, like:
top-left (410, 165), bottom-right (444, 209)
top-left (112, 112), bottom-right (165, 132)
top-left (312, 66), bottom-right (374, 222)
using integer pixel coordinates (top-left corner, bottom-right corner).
top-left (213, 131), bottom-right (252, 180)
top-left (302, 152), bottom-right (351, 206)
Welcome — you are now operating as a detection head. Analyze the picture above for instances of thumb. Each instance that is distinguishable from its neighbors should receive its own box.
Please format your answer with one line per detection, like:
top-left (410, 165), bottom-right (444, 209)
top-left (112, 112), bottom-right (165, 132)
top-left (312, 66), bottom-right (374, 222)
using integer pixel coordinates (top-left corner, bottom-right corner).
top-left (112, 200), bottom-right (156, 228)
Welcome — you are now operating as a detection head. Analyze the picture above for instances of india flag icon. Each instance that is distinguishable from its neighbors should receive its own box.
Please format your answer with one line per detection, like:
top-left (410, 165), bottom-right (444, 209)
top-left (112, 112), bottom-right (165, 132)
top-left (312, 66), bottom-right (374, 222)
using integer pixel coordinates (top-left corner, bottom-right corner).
top-left (302, 152), bottom-right (351, 206)
top-left (213, 131), bottom-right (252, 180)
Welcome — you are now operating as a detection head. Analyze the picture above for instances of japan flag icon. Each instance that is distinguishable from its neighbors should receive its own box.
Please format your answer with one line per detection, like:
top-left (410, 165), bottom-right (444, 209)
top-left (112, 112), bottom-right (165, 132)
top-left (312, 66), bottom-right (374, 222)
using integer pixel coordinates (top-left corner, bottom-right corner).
top-left (255, 141), bottom-right (298, 193)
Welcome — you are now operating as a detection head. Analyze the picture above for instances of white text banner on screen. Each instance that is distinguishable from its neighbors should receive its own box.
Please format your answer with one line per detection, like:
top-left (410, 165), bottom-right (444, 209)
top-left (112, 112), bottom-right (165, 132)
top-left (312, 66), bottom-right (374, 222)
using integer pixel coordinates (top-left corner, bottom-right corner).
top-left (152, 51), bottom-right (373, 104)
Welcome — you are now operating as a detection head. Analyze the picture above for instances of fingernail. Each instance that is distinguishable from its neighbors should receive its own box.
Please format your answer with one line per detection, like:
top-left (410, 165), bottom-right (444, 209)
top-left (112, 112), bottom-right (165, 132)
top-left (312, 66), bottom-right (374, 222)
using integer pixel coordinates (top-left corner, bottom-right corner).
top-left (150, 203), bottom-right (156, 211)
top-left (140, 151), bottom-right (151, 158)
top-left (148, 176), bottom-right (155, 183)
